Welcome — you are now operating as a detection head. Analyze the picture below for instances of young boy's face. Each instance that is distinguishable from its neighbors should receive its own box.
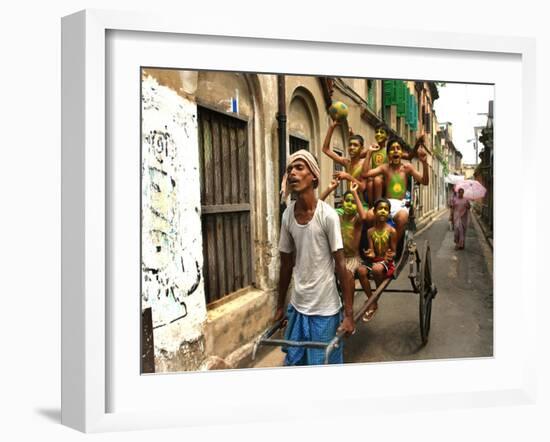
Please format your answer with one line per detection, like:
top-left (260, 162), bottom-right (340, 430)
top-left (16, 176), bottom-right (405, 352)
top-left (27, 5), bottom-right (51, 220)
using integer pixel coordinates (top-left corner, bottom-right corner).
top-left (388, 142), bottom-right (403, 165)
top-left (375, 128), bottom-right (388, 145)
top-left (348, 138), bottom-right (362, 158)
top-left (375, 202), bottom-right (390, 221)
top-left (342, 193), bottom-right (358, 216)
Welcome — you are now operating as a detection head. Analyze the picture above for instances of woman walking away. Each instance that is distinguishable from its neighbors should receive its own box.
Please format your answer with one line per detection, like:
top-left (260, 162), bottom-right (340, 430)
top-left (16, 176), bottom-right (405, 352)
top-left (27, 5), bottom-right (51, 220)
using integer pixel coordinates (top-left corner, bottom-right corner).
top-left (451, 188), bottom-right (470, 250)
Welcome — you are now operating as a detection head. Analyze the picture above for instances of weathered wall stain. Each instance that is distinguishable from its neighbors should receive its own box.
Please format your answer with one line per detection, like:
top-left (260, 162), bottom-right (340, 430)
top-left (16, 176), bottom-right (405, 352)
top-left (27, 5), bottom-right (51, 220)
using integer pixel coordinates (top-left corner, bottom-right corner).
top-left (141, 75), bottom-right (207, 355)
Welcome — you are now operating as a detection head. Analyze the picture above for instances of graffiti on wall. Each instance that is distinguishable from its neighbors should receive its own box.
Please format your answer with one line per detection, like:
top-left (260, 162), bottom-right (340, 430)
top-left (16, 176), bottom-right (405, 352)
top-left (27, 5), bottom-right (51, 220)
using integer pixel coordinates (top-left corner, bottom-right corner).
top-left (141, 75), bottom-right (207, 350)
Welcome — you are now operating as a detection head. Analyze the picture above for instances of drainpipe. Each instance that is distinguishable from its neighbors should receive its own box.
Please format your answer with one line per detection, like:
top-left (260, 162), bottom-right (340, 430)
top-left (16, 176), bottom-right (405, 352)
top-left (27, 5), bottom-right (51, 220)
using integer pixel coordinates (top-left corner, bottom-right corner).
top-left (277, 75), bottom-right (287, 221)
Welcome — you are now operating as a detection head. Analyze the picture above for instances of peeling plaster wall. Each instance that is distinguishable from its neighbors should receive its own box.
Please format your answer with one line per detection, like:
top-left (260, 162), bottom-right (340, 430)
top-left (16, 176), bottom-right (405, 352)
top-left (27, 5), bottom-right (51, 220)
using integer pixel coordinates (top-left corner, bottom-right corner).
top-left (141, 75), bottom-right (207, 361)
top-left (196, 71), bottom-right (253, 115)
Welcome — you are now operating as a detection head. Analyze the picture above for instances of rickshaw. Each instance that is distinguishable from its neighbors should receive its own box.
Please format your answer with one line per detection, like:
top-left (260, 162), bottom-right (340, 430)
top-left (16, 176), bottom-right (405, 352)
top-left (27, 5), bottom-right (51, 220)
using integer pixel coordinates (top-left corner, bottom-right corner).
top-left (252, 176), bottom-right (438, 364)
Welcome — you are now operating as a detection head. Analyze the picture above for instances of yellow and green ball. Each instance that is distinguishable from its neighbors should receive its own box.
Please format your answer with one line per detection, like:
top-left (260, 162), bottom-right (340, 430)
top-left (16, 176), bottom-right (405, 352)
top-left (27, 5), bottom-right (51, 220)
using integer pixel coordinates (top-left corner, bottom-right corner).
top-left (328, 101), bottom-right (349, 121)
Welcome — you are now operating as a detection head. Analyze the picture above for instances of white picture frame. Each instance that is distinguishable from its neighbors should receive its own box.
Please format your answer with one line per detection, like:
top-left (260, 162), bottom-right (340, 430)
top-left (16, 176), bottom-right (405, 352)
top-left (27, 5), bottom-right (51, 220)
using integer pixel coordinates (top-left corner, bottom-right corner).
top-left (61, 9), bottom-right (537, 433)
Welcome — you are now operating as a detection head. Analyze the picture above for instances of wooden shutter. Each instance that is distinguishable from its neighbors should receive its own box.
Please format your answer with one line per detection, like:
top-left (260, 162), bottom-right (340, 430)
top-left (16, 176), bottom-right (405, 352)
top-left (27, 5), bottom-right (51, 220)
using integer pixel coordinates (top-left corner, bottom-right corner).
top-left (420, 105), bottom-right (426, 131)
top-left (367, 79), bottom-right (376, 112)
top-left (198, 106), bottom-right (252, 304)
top-left (425, 112), bottom-right (431, 134)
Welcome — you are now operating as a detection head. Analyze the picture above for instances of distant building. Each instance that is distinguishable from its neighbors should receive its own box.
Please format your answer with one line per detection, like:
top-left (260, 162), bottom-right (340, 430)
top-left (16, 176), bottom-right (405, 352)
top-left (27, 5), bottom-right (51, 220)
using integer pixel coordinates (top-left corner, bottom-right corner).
top-left (437, 122), bottom-right (463, 205)
top-left (474, 100), bottom-right (494, 233)
top-left (462, 164), bottom-right (477, 179)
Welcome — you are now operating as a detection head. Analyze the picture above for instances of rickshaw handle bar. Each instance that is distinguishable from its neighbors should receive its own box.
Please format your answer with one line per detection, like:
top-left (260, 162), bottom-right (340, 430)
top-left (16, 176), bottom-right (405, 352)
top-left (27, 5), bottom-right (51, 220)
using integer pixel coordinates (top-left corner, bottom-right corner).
top-left (260, 339), bottom-right (330, 349)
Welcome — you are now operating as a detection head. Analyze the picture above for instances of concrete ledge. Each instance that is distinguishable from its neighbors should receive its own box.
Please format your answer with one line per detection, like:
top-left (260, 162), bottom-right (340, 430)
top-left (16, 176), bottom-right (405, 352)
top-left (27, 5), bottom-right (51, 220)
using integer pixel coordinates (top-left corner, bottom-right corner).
top-left (204, 288), bottom-right (276, 363)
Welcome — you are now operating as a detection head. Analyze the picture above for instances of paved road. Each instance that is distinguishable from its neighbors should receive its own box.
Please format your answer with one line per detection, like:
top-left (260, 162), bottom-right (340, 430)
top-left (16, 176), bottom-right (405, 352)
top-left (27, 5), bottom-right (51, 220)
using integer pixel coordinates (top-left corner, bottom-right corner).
top-left (344, 210), bottom-right (493, 363)
top-left (250, 210), bottom-right (493, 368)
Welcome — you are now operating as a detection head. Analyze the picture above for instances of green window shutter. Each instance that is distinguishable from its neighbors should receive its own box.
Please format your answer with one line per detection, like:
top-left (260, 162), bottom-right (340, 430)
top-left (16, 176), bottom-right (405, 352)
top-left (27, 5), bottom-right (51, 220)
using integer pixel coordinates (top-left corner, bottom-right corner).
top-left (403, 83), bottom-right (408, 114)
top-left (407, 94), bottom-right (414, 126)
top-left (383, 80), bottom-right (395, 107)
top-left (396, 81), bottom-right (406, 117)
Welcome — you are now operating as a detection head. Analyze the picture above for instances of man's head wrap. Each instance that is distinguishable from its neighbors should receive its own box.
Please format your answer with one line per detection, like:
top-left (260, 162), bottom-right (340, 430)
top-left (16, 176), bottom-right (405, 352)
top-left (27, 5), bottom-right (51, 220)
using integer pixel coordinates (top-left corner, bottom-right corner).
top-left (280, 149), bottom-right (321, 201)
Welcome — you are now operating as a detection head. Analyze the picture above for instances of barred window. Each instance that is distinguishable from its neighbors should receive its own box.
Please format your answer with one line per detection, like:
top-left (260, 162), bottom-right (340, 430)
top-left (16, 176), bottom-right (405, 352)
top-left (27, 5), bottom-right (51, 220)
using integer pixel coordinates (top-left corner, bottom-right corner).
top-left (289, 134), bottom-right (309, 154)
top-left (197, 106), bottom-right (252, 304)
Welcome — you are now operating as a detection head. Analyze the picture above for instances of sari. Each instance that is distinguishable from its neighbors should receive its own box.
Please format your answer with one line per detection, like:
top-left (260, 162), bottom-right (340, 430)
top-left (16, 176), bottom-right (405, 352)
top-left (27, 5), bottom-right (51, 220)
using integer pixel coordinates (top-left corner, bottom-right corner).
top-left (452, 196), bottom-right (470, 248)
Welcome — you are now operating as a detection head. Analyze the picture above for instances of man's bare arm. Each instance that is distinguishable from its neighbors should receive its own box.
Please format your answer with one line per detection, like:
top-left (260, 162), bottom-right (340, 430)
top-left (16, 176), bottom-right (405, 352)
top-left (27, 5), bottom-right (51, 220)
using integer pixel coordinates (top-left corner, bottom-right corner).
top-left (274, 252), bottom-right (294, 323)
top-left (333, 249), bottom-right (355, 336)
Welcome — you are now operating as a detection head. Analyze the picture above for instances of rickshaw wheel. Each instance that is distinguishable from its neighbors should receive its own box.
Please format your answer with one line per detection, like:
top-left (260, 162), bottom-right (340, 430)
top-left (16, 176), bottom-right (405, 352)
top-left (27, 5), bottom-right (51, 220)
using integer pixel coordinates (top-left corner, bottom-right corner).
top-left (419, 240), bottom-right (433, 345)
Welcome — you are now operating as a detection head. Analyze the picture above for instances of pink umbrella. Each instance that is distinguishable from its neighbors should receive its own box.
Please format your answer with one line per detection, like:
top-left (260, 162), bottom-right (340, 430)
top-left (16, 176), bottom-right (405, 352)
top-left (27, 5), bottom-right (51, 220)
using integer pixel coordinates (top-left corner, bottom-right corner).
top-left (454, 180), bottom-right (487, 200)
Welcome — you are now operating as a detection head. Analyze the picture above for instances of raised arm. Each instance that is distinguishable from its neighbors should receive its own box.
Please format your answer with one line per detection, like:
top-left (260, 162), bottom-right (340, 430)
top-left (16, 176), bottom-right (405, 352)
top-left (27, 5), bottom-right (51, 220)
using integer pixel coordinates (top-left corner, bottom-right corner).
top-left (322, 121), bottom-right (348, 167)
top-left (404, 133), bottom-right (425, 160)
top-left (350, 182), bottom-right (367, 221)
top-left (333, 170), bottom-right (366, 192)
top-left (406, 147), bottom-right (429, 185)
top-left (348, 127), bottom-right (369, 159)
top-left (320, 179), bottom-right (340, 201)
top-left (361, 144), bottom-right (379, 175)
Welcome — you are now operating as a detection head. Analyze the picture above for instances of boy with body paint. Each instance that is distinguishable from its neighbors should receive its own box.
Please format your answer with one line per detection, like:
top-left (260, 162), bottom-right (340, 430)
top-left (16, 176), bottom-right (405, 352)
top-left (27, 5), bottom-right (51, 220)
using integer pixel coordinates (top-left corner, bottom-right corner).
top-left (320, 181), bottom-right (373, 307)
top-left (322, 120), bottom-right (368, 207)
top-left (363, 137), bottom-right (429, 244)
top-left (364, 123), bottom-right (390, 205)
top-left (362, 197), bottom-right (398, 321)
top-left (364, 124), bottom-right (420, 204)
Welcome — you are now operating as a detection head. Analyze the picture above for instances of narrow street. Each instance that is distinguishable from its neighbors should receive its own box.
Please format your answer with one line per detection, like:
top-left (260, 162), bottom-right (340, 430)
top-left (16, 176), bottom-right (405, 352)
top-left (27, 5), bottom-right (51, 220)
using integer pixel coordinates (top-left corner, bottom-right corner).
top-left (344, 210), bottom-right (493, 363)
top-left (251, 210), bottom-right (493, 368)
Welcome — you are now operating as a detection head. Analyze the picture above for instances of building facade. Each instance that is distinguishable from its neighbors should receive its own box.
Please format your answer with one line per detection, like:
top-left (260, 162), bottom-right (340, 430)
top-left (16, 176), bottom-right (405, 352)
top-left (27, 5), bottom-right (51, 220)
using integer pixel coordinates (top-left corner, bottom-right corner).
top-left (437, 121), bottom-right (463, 206)
top-left (474, 100), bottom-right (494, 233)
